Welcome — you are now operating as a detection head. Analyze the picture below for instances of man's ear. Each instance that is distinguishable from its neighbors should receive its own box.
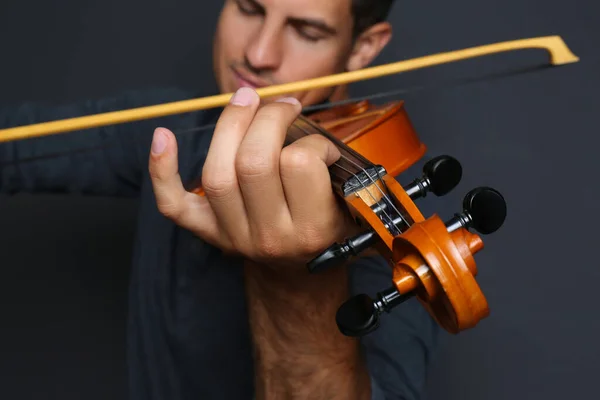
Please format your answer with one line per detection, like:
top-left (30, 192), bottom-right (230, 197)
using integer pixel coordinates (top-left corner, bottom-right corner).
top-left (346, 22), bottom-right (392, 71)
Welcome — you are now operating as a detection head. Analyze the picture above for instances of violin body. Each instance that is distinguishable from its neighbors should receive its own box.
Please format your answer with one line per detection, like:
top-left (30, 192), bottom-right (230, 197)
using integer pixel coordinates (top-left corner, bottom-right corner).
top-left (307, 100), bottom-right (427, 176)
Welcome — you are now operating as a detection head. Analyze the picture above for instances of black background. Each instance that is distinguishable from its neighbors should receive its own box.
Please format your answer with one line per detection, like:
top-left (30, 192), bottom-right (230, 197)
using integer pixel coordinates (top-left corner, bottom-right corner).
top-left (1, 0), bottom-right (598, 399)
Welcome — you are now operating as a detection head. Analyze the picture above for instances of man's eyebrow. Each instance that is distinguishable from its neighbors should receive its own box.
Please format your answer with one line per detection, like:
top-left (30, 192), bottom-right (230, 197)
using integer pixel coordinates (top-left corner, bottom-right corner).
top-left (288, 17), bottom-right (337, 35)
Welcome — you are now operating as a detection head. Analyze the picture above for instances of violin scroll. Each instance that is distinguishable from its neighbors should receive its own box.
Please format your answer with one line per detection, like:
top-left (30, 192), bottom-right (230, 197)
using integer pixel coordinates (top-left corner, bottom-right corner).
top-left (335, 187), bottom-right (507, 337)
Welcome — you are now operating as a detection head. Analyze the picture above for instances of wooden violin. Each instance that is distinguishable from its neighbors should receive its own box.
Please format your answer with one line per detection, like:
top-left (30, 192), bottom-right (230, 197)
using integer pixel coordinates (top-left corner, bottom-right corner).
top-left (300, 101), bottom-right (505, 335)
top-left (197, 99), bottom-right (506, 336)
top-left (0, 35), bottom-right (579, 336)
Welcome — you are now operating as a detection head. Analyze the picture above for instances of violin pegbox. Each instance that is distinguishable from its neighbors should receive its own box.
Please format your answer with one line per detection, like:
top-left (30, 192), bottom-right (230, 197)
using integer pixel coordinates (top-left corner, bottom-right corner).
top-left (335, 187), bottom-right (507, 337)
top-left (307, 155), bottom-right (464, 273)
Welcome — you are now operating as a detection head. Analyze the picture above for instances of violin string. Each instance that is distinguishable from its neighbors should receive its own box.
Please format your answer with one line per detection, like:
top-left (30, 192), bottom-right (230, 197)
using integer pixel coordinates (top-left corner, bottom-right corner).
top-left (341, 160), bottom-right (406, 235)
top-left (295, 116), bottom-right (408, 232)
top-left (294, 125), bottom-right (400, 234)
top-left (0, 62), bottom-right (551, 167)
top-left (292, 117), bottom-right (404, 235)
top-left (335, 157), bottom-right (406, 236)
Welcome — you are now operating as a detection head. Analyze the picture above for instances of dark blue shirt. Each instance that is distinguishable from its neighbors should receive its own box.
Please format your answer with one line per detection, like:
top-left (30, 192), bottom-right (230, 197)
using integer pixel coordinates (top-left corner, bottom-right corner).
top-left (0, 87), bottom-right (440, 399)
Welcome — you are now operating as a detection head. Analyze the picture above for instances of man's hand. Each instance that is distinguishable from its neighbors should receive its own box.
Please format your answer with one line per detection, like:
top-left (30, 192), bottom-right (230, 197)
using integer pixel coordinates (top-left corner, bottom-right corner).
top-left (148, 87), bottom-right (372, 399)
top-left (148, 87), bottom-right (355, 272)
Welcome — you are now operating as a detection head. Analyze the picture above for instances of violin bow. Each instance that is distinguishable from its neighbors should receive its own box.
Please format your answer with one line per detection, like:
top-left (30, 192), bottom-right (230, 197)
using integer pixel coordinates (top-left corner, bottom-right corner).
top-left (0, 35), bottom-right (579, 143)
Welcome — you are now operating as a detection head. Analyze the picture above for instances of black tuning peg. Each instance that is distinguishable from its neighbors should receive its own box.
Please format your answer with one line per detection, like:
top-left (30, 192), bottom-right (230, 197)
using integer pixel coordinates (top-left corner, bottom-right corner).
top-left (306, 230), bottom-right (376, 273)
top-left (404, 155), bottom-right (463, 199)
top-left (336, 287), bottom-right (414, 337)
top-left (446, 187), bottom-right (507, 234)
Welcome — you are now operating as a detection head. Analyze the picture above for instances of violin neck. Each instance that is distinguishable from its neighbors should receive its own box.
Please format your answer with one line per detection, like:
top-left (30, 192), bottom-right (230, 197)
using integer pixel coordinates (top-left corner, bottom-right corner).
top-left (288, 116), bottom-right (413, 240)
top-left (289, 116), bottom-right (376, 193)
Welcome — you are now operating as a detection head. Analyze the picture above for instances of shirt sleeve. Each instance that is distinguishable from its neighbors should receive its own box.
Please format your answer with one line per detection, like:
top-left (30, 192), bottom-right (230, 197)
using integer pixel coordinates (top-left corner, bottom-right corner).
top-left (348, 255), bottom-right (441, 400)
top-left (0, 87), bottom-right (196, 197)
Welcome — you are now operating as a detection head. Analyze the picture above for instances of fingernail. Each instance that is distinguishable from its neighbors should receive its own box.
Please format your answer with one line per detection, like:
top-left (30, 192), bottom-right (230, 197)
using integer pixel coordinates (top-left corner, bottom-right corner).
top-left (230, 87), bottom-right (257, 106)
top-left (276, 97), bottom-right (300, 106)
top-left (152, 128), bottom-right (168, 154)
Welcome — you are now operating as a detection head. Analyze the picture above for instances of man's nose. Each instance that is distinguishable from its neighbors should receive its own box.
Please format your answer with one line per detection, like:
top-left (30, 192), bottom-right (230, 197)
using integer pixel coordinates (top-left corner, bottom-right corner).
top-left (244, 24), bottom-right (284, 71)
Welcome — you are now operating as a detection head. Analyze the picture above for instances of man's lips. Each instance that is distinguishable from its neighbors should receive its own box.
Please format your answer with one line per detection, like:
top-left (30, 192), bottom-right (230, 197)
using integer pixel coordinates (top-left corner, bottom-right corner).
top-left (231, 67), bottom-right (269, 89)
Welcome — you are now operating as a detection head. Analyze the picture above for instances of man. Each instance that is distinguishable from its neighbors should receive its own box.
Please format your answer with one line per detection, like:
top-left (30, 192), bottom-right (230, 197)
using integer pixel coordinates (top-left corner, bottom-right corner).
top-left (1, 0), bottom-right (440, 399)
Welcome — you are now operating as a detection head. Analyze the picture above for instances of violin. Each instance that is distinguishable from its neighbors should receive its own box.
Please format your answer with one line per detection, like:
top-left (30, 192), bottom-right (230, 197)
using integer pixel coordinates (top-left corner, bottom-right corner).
top-left (0, 35), bottom-right (579, 336)
top-left (192, 98), bottom-right (503, 336)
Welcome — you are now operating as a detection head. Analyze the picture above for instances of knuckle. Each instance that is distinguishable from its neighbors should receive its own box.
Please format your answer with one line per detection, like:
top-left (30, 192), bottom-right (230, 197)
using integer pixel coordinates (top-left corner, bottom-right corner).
top-left (298, 229), bottom-right (329, 254)
top-left (201, 173), bottom-right (236, 199)
top-left (156, 199), bottom-right (183, 221)
top-left (280, 147), bottom-right (314, 175)
top-left (254, 230), bottom-right (285, 259)
top-left (235, 152), bottom-right (276, 181)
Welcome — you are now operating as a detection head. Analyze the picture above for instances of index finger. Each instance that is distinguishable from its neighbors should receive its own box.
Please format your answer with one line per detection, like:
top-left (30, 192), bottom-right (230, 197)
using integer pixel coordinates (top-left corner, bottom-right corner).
top-left (235, 97), bottom-right (303, 235)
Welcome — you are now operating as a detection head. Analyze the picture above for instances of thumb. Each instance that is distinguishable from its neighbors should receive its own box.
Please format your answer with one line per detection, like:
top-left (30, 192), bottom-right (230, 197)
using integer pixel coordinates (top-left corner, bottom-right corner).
top-left (148, 127), bottom-right (186, 219)
top-left (148, 128), bottom-right (220, 242)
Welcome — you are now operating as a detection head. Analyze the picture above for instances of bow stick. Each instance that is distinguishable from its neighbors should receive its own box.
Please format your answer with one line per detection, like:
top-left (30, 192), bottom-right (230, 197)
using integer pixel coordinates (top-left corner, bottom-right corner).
top-left (0, 35), bottom-right (579, 143)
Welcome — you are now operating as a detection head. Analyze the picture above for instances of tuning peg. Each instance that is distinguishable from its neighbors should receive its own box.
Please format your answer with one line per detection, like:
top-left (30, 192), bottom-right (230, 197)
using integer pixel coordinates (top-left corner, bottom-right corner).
top-left (446, 187), bottom-right (507, 234)
top-left (336, 287), bottom-right (414, 337)
top-left (404, 155), bottom-right (463, 199)
top-left (306, 230), bottom-right (376, 273)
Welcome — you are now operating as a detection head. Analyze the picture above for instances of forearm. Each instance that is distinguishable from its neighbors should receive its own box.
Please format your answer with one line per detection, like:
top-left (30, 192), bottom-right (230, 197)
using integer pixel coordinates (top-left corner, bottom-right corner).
top-left (244, 262), bottom-right (372, 399)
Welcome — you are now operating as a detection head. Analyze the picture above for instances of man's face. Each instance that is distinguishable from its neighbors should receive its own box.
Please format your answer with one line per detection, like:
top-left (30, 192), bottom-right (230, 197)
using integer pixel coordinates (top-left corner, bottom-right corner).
top-left (212, 0), bottom-right (386, 106)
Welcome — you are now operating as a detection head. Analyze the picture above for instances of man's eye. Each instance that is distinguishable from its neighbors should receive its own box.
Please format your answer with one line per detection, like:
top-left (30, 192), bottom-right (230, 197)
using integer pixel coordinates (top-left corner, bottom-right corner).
top-left (237, 2), bottom-right (260, 15)
top-left (297, 29), bottom-right (323, 42)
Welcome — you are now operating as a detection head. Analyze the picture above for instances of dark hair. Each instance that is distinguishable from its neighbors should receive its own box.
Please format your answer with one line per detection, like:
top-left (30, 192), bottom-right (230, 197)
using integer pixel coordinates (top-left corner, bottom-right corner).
top-left (351, 0), bottom-right (395, 37)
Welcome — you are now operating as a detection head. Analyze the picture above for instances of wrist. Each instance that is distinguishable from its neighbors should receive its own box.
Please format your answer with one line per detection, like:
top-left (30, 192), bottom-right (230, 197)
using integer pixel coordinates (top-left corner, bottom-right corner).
top-left (243, 259), bottom-right (357, 358)
top-left (243, 259), bottom-right (348, 305)
top-left (243, 261), bottom-right (371, 399)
